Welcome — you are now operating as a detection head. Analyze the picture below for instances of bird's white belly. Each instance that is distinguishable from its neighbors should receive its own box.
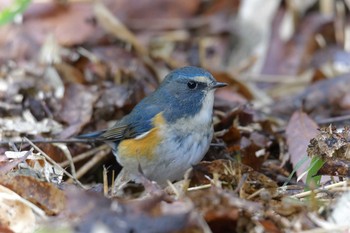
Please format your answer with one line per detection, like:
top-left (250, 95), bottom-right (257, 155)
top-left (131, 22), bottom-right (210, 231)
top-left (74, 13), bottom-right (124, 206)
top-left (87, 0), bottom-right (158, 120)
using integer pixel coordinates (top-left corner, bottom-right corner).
top-left (148, 127), bottom-right (213, 184)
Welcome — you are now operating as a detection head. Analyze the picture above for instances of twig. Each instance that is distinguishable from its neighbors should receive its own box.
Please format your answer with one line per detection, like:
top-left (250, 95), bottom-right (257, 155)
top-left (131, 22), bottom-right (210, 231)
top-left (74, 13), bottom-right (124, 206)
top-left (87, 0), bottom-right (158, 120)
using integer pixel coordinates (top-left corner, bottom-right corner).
top-left (247, 188), bottom-right (265, 200)
top-left (187, 184), bottom-right (212, 191)
top-left (111, 170), bottom-right (115, 193)
top-left (0, 138), bottom-right (97, 146)
top-left (23, 137), bottom-right (87, 189)
top-left (103, 166), bottom-right (108, 196)
top-left (68, 146), bottom-right (111, 181)
top-left (59, 144), bottom-right (109, 167)
top-left (292, 180), bottom-right (349, 198)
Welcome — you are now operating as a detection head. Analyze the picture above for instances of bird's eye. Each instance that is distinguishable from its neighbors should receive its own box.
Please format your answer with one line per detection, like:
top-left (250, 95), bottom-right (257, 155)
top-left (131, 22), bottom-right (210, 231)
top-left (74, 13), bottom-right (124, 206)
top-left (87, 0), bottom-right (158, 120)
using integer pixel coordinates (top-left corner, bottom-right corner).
top-left (187, 81), bottom-right (198, 89)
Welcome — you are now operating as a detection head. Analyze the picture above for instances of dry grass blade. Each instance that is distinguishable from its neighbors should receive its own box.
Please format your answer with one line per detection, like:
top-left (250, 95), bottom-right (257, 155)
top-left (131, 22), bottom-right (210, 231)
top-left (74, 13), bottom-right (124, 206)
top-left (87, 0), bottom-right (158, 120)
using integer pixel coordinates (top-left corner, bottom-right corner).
top-left (59, 144), bottom-right (109, 167)
top-left (103, 166), bottom-right (108, 196)
top-left (68, 146), bottom-right (111, 181)
top-left (93, 3), bottom-right (148, 56)
top-left (292, 180), bottom-right (350, 198)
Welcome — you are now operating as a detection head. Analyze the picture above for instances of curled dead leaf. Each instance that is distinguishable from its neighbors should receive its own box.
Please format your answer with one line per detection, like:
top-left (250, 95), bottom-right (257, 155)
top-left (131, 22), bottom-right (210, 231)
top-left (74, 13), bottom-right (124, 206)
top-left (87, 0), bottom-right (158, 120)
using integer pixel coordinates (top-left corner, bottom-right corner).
top-left (0, 175), bottom-right (66, 216)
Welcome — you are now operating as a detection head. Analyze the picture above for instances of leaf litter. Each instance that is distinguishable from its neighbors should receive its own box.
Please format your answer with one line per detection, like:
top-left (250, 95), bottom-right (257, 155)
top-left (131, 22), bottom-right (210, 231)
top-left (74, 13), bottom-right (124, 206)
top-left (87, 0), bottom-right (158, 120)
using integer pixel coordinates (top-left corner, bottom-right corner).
top-left (1, 0), bottom-right (350, 232)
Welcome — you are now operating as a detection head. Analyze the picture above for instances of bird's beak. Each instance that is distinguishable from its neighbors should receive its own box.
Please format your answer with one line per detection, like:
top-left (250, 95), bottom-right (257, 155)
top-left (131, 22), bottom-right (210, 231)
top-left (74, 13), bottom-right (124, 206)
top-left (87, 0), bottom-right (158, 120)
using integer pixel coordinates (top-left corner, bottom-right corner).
top-left (211, 82), bottom-right (227, 89)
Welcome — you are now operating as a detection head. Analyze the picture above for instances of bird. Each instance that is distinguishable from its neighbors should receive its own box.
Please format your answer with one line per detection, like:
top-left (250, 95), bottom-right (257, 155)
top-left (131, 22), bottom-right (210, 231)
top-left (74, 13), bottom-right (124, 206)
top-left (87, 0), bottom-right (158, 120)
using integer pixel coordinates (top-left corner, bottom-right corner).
top-left (78, 66), bottom-right (227, 186)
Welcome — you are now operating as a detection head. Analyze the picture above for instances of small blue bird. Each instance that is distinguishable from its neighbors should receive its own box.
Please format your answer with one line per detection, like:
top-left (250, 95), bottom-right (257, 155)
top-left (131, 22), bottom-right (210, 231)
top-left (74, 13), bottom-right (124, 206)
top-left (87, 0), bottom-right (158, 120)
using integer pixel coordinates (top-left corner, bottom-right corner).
top-left (79, 66), bottom-right (226, 186)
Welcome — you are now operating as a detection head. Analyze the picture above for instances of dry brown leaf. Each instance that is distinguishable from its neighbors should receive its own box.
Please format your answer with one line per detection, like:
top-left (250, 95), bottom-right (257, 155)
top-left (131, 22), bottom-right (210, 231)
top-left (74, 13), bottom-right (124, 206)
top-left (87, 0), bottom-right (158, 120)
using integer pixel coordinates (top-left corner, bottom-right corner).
top-left (317, 159), bottom-right (350, 177)
top-left (0, 175), bottom-right (65, 215)
top-left (0, 3), bottom-right (97, 62)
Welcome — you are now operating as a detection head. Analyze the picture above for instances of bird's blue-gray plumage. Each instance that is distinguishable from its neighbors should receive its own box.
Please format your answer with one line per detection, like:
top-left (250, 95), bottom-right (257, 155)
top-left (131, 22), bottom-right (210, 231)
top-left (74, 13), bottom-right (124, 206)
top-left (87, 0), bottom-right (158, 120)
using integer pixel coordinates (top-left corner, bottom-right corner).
top-left (77, 66), bottom-right (227, 185)
top-left (78, 66), bottom-right (215, 144)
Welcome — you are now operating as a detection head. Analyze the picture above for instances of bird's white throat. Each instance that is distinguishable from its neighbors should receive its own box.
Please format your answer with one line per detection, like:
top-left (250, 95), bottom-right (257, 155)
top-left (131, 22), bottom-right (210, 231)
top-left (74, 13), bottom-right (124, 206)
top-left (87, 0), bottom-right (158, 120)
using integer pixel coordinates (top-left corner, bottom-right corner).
top-left (173, 90), bottom-right (214, 132)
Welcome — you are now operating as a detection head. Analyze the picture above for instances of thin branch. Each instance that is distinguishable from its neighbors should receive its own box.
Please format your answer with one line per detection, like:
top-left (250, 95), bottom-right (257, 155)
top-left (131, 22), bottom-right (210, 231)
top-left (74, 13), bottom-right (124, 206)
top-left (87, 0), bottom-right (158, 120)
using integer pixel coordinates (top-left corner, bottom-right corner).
top-left (0, 138), bottom-right (98, 146)
top-left (67, 146), bottom-right (111, 181)
top-left (292, 180), bottom-right (349, 198)
top-left (59, 144), bottom-right (110, 167)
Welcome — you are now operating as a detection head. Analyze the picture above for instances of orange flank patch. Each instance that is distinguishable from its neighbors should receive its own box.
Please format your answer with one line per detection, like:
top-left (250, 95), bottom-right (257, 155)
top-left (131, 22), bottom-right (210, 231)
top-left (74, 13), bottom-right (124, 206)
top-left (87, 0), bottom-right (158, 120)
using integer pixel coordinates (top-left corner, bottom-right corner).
top-left (118, 113), bottom-right (165, 159)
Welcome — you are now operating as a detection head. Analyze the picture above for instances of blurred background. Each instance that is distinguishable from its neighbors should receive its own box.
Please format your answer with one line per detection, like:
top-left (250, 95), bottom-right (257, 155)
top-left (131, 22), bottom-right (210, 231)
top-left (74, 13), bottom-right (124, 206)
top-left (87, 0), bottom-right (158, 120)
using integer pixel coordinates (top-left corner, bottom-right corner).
top-left (1, 0), bottom-right (350, 232)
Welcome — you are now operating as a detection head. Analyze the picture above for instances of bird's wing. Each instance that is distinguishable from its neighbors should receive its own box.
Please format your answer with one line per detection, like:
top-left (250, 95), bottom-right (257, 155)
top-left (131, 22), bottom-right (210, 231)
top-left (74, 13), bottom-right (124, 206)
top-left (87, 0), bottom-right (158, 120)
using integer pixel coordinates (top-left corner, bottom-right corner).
top-left (79, 102), bottom-right (163, 142)
top-left (102, 104), bottom-right (163, 141)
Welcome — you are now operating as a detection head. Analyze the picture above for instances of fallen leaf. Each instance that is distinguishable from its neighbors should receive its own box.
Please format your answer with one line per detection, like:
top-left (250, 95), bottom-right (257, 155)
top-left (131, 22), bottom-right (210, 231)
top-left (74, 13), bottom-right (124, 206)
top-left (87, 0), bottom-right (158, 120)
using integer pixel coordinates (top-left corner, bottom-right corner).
top-left (24, 2), bottom-right (96, 46)
top-left (0, 2), bottom-right (98, 62)
top-left (317, 159), bottom-right (350, 177)
top-left (285, 111), bottom-right (318, 181)
top-left (0, 175), bottom-right (66, 215)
